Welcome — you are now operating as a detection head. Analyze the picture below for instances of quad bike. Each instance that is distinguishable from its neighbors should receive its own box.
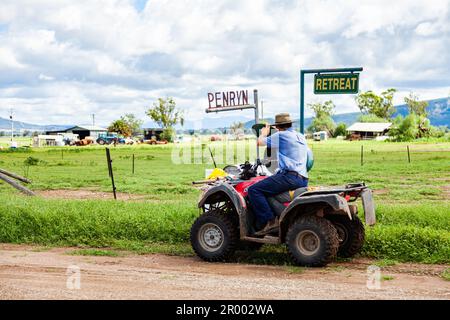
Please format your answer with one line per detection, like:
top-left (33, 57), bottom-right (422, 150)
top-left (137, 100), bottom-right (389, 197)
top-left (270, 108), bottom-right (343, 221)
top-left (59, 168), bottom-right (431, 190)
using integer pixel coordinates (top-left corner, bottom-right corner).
top-left (190, 125), bottom-right (376, 267)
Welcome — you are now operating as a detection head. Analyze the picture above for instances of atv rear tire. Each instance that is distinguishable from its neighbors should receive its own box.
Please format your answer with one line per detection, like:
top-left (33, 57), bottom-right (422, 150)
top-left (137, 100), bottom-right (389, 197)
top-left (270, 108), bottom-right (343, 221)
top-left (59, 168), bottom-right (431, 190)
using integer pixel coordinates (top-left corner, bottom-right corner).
top-left (190, 210), bottom-right (239, 262)
top-left (286, 215), bottom-right (339, 267)
top-left (327, 214), bottom-right (365, 258)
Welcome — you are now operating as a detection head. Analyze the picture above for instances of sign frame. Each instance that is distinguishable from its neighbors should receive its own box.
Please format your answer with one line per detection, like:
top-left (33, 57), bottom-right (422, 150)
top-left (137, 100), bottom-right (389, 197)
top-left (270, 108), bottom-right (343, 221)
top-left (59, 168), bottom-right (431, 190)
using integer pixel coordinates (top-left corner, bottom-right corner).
top-left (300, 67), bottom-right (363, 133)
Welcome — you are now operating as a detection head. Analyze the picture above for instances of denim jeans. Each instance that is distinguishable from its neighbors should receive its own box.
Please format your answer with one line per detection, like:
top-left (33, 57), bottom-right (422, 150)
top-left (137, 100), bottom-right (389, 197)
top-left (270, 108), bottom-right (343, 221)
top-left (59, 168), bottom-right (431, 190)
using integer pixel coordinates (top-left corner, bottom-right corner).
top-left (247, 172), bottom-right (308, 228)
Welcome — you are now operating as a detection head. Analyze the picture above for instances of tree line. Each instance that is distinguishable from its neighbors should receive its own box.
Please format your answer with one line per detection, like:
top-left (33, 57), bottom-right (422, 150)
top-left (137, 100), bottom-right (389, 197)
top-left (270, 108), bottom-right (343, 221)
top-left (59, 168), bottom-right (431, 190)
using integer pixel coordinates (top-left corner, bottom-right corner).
top-left (307, 89), bottom-right (448, 141)
top-left (108, 97), bottom-right (184, 142)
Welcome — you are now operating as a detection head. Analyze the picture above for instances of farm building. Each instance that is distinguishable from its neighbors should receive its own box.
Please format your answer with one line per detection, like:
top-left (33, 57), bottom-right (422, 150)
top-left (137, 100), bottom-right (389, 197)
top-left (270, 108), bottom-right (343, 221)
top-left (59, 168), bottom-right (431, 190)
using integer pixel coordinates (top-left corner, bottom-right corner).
top-left (143, 128), bottom-right (164, 141)
top-left (46, 125), bottom-right (107, 140)
top-left (33, 135), bottom-right (64, 147)
top-left (347, 122), bottom-right (392, 140)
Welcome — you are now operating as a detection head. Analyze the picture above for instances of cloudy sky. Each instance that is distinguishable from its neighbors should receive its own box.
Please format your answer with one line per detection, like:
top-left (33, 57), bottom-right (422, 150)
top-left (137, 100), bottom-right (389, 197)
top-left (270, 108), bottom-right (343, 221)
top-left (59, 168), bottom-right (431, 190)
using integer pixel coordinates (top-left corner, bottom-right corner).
top-left (0, 0), bottom-right (449, 127)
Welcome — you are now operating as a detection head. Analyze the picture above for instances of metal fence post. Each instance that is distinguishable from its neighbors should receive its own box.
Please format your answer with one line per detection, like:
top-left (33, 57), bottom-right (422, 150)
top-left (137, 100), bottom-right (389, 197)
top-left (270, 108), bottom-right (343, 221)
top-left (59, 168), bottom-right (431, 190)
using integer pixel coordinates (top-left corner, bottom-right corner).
top-left (106, 148), bottom-right (117, 200)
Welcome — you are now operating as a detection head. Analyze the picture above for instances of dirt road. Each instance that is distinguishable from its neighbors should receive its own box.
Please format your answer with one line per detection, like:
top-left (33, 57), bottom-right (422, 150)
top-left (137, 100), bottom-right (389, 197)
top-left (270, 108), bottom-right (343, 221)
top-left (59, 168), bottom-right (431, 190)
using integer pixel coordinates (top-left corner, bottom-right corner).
top-left (0, 244), bottom-right (448, 300)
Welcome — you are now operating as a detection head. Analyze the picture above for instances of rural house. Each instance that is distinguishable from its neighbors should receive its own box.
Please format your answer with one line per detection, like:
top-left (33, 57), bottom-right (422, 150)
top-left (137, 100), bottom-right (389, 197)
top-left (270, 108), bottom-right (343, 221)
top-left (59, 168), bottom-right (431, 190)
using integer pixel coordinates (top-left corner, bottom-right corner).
top-left (347, 122), bottom-right (392, 140)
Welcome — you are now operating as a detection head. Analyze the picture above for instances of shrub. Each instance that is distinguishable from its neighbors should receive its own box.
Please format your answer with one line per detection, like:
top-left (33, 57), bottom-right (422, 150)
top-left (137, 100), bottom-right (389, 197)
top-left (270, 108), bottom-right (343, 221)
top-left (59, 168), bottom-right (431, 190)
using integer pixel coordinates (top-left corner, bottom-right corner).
top-left (389, 114), bottom-right (444, 141)
top-left (24, 156), bottom-right (40, 166)
top-left (161, 127), bottom-right (176, 142)
top-left (334, 123), bottom-right (347, 137)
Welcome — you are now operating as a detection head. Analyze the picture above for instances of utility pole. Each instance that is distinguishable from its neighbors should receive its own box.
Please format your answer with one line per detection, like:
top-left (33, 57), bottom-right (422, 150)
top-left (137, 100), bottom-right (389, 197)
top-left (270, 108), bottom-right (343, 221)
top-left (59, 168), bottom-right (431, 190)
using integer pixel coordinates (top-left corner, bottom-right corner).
top-left (9, 108), bottom-right (13, 142)
top-left (92, 114), bottom-right (95, 127)
top-left (261, 100), bottom-right (264, 120)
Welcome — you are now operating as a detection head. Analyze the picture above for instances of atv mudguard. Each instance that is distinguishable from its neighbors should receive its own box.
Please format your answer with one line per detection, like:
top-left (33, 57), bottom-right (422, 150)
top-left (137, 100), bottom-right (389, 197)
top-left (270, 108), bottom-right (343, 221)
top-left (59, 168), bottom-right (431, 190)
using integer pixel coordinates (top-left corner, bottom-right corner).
top-left (361, 189), bottom-right (376, 226)
top-left (277, 194), bottom-right (351, 241)
top-left (198, 183), bottom-right (245, 214)
top-left (279, 194), bottom-right (351, 224)
top-left (198, 183), bottom-right (253, 238)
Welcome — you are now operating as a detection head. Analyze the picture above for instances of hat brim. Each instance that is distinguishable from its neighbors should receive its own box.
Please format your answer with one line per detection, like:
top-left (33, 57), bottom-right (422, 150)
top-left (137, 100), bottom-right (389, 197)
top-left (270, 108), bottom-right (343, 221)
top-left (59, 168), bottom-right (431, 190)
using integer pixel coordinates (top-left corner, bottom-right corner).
top-left (271, 120), bottom-right (293, 126)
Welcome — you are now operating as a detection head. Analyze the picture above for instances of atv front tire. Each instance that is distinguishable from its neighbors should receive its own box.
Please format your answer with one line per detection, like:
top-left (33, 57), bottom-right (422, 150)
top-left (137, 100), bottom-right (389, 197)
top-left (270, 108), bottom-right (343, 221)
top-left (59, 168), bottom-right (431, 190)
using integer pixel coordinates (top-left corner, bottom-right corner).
top-left (190, 210), bottom-right (238, 262)
top-left (286, 215), bottom-right (339, 267)
top-left (327, 214), bottom-right (365, 258)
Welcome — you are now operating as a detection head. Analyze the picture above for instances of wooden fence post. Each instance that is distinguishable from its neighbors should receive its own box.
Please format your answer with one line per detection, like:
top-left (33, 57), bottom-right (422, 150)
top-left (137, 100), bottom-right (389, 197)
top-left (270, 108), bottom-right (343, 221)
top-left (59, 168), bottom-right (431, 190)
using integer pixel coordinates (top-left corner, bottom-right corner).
top-left (407, 146), bottom-right (411, 163)
top-left (361, 145), bottom-right (364, 166)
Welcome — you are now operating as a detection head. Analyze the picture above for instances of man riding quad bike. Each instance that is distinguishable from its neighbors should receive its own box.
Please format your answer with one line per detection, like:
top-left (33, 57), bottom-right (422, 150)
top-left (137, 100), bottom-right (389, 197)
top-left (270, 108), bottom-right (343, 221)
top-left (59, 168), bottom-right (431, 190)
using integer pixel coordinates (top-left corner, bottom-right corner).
top-left (190, 114), bottom-right (376, 267)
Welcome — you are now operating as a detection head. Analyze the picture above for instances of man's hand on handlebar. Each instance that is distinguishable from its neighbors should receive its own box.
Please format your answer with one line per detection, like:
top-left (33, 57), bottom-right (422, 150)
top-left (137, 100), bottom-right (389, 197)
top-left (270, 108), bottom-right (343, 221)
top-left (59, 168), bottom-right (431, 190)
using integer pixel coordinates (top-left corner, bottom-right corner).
top-left (261, 123), bottom-right (271, 137)
top-left (257, 124), bottom-right (272, 146)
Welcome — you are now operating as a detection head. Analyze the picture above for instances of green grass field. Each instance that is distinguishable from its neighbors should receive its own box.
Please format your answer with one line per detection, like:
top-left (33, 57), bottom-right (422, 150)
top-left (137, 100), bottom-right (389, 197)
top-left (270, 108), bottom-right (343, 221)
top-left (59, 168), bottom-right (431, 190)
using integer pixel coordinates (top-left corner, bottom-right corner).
top-left (0, 137), bottom-right (33, 148)
top-left (0, 139), bottom-right (449, 264)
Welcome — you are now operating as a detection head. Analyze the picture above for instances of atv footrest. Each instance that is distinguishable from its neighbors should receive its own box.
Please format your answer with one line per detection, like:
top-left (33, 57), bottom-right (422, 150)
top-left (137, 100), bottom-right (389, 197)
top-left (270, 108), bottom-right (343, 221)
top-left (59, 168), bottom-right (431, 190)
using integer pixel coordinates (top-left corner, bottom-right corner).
top-left (243, 236), bottom-right (280, 245)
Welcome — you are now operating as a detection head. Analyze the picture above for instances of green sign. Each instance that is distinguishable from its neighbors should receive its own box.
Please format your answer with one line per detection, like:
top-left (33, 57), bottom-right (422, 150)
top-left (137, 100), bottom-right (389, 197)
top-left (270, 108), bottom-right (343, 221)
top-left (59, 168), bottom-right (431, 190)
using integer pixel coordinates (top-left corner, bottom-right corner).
top-left (314, 73), bottom-right (359, 94)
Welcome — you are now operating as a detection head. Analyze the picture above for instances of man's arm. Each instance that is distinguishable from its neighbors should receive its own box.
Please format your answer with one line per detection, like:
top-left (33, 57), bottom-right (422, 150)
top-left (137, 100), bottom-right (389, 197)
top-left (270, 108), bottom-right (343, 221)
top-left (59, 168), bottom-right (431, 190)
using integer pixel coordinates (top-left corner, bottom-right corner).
top-left (257, 124), bottom-right (271, 146)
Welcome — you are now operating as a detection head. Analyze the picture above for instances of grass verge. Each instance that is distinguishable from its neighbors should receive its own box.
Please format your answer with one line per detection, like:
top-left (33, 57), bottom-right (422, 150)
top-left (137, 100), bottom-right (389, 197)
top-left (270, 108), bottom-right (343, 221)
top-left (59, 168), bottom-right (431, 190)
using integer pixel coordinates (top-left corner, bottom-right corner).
top-left (0, 194), bottom-right (448, 264)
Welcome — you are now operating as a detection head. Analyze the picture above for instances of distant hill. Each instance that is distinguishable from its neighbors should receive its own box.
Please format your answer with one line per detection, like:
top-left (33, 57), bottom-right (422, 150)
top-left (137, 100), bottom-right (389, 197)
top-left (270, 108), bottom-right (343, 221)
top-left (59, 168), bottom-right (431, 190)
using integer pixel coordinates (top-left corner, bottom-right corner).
top-left (0, 117), bottom-right (71, 132)
top-left (393, 97), bottom-right (449, 127)
top-left (2, 97), bottom-right (448, 133)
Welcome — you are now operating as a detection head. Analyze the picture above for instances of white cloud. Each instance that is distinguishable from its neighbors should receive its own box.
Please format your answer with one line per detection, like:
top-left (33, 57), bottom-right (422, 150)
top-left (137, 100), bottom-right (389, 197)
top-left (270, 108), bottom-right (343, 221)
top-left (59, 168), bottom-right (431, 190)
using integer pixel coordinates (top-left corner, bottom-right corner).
top-left (0, 0), bottom-right (449, 126)
top-left (38, 74), bottom-right (54, 81)
top-left (0, 47), bottom-right (25, 69)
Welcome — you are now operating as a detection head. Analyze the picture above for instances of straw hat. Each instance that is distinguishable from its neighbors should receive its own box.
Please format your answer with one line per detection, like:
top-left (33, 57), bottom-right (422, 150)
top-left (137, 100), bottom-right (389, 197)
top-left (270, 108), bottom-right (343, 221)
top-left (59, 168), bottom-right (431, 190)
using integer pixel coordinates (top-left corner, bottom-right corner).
top-left (272, 113), bottom-right (293, 126)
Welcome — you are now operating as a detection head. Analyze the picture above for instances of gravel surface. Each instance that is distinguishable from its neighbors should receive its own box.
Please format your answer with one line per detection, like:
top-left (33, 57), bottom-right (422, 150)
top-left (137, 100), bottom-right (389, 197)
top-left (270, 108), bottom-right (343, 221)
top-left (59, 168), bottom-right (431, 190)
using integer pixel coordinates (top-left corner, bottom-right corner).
top-left (0, 244), bottom-right (449, 300)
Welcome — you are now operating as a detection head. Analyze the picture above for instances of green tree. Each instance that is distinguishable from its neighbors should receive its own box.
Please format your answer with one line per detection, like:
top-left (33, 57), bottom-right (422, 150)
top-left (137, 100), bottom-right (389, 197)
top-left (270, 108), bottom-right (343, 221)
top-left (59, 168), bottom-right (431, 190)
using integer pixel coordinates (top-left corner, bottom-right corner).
top-left (121, 114), bottom-right (143, 136)
top-left (355, 88), bottom-right (396, 120)
top-left (389, 113), bottom-right (434, 142)
top-left (404, 93), bottom-right (428, 117)
top-left (333, 123), bottom-right (347, 137)
top-left (389, 115), bottom-right (419, 142)
top-left (307, 100), bottom-right (336, 136)
top-left (404, 93), bottom-right (431, 137)
top-left (108, 119), bottom-right (132, 137)
top-left (146, 97), bottom-right (184, 142)
top-left (160, 127), bottom-right (176, 142)
top-left (309, 100), bottom-right (335, 119)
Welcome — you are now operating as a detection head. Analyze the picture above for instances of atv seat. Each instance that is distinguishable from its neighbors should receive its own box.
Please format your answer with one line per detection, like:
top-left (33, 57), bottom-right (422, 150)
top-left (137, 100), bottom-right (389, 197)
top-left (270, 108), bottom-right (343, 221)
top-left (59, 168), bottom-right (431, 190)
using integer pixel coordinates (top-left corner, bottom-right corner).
top-left (267, 187), bottom-right (308, 216)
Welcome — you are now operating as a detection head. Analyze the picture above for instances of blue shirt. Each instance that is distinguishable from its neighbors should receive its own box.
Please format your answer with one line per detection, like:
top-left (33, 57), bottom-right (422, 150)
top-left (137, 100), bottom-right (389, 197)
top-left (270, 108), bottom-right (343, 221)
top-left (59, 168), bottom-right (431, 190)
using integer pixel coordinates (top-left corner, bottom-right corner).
top-left (264, 128), bottom-right (309, 178)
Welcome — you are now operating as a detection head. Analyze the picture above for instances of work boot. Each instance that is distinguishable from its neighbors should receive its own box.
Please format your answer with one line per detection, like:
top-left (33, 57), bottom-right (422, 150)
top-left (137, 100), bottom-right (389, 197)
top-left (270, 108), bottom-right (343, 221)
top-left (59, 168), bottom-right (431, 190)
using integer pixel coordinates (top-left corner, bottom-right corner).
top-left (254, 217), bottom-right (279, 236)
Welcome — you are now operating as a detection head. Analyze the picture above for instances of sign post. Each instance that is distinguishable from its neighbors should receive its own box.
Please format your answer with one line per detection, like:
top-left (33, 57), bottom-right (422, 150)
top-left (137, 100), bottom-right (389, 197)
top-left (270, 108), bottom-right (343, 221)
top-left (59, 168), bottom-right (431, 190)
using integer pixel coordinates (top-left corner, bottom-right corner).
top-left (206, 89), bottom-right (260, 159)
top-left (300, 67), bottom-right (363, 134)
